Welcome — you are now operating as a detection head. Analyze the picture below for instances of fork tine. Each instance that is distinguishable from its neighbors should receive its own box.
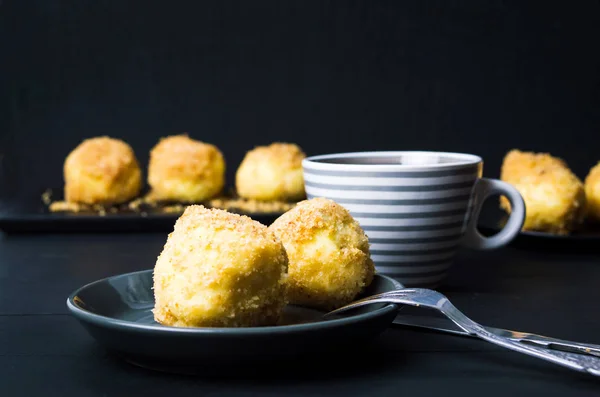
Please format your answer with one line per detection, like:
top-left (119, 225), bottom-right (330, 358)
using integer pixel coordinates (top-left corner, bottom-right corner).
top-left (324, 292), bottom-right (410, 318)
top-left (323, 288), bottom-right (419, 318)
top-left (359, 291), bottom-right (409, 301)
top-left (325, 297), bottom-right (395, 317)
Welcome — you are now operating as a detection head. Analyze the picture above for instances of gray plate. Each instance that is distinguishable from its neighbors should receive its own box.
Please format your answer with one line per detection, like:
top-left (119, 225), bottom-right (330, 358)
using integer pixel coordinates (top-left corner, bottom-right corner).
top-left (478, 206), bottom-right (600, 250)
top-left (67, 270), bottom-right (400, 374)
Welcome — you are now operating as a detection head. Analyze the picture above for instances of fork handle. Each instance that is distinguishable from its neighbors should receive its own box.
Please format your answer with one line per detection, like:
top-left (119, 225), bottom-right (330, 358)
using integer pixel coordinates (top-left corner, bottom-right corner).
top-left (392, 315), bottom-right (600, 358)
top-left (327, 294), bottom-right (600, 375)
top-left (490, 328), bottom-right (600, 358)
top-left (440, 303), bottom-right (600, 376)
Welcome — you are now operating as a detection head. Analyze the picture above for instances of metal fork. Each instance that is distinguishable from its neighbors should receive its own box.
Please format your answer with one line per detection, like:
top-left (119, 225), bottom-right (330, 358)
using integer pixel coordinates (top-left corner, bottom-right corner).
top-left (325, 289), bottom-right (600, 377)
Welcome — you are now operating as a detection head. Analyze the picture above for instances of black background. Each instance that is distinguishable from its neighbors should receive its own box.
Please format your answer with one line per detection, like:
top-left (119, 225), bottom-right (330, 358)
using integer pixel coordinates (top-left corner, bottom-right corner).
top-left (2, 4), bottom-right (600, 394)
top-left (1, 0), bottom-right (600, 211)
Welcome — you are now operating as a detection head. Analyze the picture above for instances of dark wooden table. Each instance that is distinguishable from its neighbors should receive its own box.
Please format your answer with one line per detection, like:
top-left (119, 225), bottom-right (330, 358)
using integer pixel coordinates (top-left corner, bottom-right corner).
top-left (1, 232), bottom-right (599, 396)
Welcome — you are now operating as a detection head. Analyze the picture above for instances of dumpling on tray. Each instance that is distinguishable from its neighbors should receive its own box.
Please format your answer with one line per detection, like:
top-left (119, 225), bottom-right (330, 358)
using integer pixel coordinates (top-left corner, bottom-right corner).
top-left (584, 162), bottom-right (600, 223)
top-left (148, 134), bottom-right (225, 202)
top-left (235, 142), bottom-right (306, 202)
top-left (500, 149), bottom-right (586, 234)
top-left (63, 136), bottom-right (142, 205)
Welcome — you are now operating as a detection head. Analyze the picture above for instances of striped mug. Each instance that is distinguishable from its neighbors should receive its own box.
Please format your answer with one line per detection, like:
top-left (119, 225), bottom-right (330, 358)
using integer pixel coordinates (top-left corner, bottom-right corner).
top-left (302, 151), bottom-right (525, 287)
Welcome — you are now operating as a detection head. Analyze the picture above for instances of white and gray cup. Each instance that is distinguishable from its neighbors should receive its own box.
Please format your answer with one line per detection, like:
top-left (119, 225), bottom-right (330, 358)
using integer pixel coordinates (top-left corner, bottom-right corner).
top-left (302, 151), bottom-right (525, 287)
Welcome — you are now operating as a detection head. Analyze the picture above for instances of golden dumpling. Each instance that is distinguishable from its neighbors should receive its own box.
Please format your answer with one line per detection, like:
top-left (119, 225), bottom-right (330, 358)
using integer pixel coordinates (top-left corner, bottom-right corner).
top-left (148, 134), bottom-right (225, 202)
top-left (500, 149), bottom-right (586, 234)
top-left (269, 197), bottom-right (374, 311)
top-left (153, 205), bottom-right (288, 327)
top-left (236, 142), bottom-right (306, 201)
top-left (584, 162), bottom-right (600, 222)
top-left (64, 136), bottom-right (142, 205)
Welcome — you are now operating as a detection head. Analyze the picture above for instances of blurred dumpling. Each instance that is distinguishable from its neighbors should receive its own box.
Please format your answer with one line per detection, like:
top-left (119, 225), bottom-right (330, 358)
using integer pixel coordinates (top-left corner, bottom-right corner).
top-left (500, 149), bottom-right (586, 234)
top-left (148, 134), bottom-right (225, 202)
top-left (236, 142), bottom-right (306, 201)
top-left (64, 136), bottom-right (142, 205)
top-left (584, 162), bottom-right (600, 222)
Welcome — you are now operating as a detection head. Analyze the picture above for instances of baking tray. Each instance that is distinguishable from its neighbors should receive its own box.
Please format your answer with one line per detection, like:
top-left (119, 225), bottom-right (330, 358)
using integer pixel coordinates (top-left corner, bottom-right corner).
top-left (0, 189), bottom-right (287, 233)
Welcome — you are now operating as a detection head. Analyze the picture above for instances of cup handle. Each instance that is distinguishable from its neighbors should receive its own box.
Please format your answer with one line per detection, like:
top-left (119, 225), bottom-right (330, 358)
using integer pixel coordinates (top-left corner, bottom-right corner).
top-left (463, 178), bottom-right (526, 250)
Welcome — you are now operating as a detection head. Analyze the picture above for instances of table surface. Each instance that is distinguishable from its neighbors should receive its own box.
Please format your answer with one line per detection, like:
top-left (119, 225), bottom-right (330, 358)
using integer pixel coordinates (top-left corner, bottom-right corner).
top-left (1, 232), bottom-right (599, 396)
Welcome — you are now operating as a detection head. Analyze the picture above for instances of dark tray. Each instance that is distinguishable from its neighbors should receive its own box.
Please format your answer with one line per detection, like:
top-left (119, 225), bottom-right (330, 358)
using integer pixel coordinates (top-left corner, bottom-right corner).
top-left (0, 212), bottom-right (284, 233)
top-left (0, 190), bottom-right (286, 233)
top-left (477, 205), bottom-right (600, 251)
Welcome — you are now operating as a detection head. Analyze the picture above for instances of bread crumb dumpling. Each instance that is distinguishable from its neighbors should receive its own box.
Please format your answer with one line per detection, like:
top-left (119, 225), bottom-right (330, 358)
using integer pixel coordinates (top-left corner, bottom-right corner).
top-left (64, 136), bottom-right (142, 205)
top-left (268, 197), bottom-right (374, 311)
top-left (148, 134), bottom-right (225, 202)
top-left (153, 205), bottom-right (288, 327)
top-left (584, 162), bottom-right (600, 222)
top-left (500, 149), bottom-right (586, 234)
top-left (236, 142), bottom-right (306, 201)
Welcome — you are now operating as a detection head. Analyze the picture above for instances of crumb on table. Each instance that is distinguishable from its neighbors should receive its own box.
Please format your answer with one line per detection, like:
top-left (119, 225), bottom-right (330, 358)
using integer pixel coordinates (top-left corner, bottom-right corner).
top-left (48, 201), bottom-right (90, 213)
top-left (208, 197), bottom-right (296, 213)
top-left (44, 188), bottom-right (296, 216)
top-left (41, 189), bottom-right (53, 205)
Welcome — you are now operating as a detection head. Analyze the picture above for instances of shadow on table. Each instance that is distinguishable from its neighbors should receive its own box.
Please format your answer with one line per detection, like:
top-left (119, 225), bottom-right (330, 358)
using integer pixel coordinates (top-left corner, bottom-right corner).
top-left (105, 339), bottom-right (404, 381)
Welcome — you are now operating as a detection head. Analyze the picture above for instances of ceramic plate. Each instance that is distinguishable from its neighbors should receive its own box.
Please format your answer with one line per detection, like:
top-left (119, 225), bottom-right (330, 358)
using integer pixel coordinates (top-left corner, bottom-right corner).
top-left (479, 224), bottom-right (600, 241)
top-left (478, 206), bottom-right (600, 248)
top-left (67, 270), bottom-right (400, 373)
top-left (518, 227), bottom-right (600, 241)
